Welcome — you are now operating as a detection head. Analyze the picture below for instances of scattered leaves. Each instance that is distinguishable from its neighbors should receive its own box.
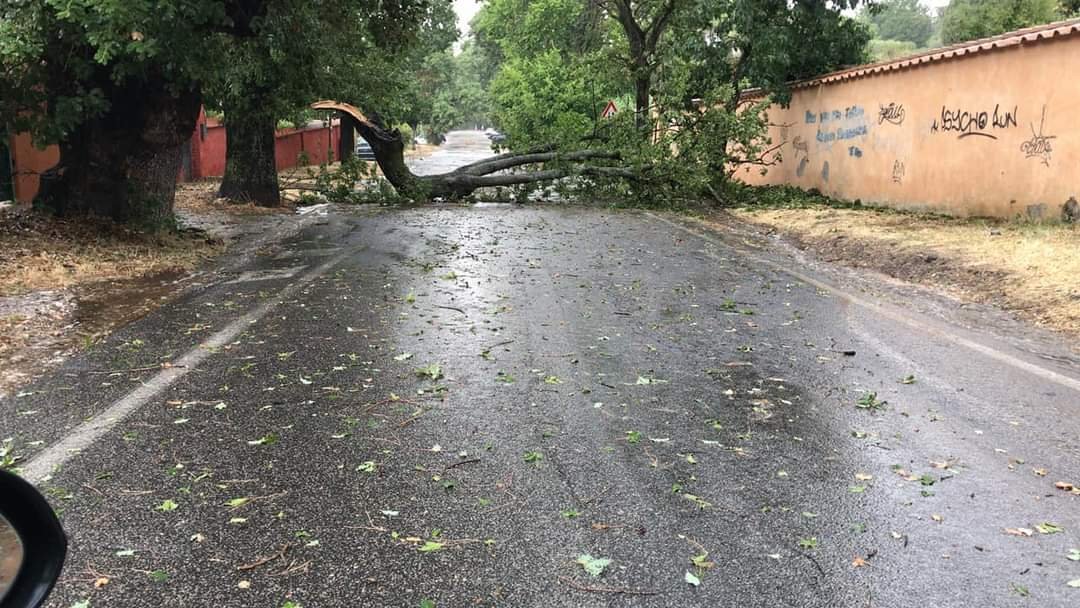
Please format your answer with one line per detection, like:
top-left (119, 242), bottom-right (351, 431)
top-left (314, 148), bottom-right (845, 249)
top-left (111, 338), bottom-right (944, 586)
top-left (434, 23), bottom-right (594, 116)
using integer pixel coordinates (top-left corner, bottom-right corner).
top-left (155, 499), bottom-right (178, 512)
top-left (575, 554), bottom-right (611, 577)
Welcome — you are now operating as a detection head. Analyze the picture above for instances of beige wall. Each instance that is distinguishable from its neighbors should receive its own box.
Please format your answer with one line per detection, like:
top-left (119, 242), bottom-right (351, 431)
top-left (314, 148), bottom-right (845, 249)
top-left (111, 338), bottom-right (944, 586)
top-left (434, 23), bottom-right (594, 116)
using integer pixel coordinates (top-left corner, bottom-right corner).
top-left (738, 35), bottom-right (1080, 219)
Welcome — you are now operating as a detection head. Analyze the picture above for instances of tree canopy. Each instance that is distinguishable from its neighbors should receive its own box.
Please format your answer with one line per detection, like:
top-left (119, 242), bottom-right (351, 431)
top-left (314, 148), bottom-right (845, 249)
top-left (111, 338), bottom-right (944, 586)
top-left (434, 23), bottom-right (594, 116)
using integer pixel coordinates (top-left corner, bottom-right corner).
top-left (941, 0), bottom-right (1062, 44)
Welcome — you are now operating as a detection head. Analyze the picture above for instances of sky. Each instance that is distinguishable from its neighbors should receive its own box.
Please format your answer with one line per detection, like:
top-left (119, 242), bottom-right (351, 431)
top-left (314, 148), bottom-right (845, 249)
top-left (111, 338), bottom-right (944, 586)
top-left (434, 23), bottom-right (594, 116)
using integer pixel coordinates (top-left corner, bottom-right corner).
top-left (454, 0), bottom-right (481, 37)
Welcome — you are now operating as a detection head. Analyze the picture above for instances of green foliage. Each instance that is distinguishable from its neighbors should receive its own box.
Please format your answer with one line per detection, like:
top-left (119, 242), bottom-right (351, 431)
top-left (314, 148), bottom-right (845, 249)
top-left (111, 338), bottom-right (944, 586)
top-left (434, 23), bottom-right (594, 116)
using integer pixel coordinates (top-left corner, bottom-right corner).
top-left (941, 0), bottom-right (1062, 44)
top-left (867, 39), bottom-right (919, 62)
top-left (861, 0), bottom-right (934, 47)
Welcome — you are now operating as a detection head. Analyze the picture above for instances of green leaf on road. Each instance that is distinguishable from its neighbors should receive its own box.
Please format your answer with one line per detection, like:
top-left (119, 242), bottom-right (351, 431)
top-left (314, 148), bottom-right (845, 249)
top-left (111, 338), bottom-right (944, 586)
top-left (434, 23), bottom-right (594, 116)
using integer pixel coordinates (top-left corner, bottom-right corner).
top-left (394, 353), bottom-right (414, 361)
top-left (1036, 522), bottom-right (1064, 534)
top-left (420, 601), bottom-right (435, 608)
top-left (1067, 579), bottom-right (1080, 588)
top-left (115, 549), bottom-right (135, 557)
top-left (798, 537), bottom-right (818, 550)
top-left (419, 541), bottom-right (444, 553)
top-left (356, 461), bottom-right (377, 473)
top-left (1067, 548), bottom-right (1080, 561)
top-left (575, 554), bottom-right (611, 577)
top-left (70, 601), bottom-right (90, 608)
top-left (225, 497), bottom-right (249, 508)
top-left (684, 571), bottom-right (701, 586)
top-left (155, 499), bottom-right (178, 512)
top-left (247, 432), bottom-right (279, 446)
top-left (523, 450), bottom-right (543, 464)
top-left (148, 569), bottom-right (168, 583)
top-left (416, 363), bottom-right (443, 381)
top-left (625, 430), bottom-right (641, 444)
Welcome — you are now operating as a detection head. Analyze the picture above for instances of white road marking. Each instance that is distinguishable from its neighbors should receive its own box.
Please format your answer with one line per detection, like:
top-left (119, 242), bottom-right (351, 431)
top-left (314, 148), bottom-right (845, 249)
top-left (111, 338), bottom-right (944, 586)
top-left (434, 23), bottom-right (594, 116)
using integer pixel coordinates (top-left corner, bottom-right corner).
top-left (647, 212), bottom-right (1080, 395)
top-left (223, 265), bottom-right (307, 284)
top-left (21, 253), bottom-right (349, 484)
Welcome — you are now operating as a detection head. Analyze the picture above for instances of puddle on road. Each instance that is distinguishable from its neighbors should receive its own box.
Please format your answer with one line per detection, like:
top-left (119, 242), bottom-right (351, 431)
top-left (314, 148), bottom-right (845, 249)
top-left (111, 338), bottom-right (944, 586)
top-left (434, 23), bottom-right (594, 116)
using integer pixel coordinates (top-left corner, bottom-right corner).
top-left (74, 269), bottom-right (193, 340)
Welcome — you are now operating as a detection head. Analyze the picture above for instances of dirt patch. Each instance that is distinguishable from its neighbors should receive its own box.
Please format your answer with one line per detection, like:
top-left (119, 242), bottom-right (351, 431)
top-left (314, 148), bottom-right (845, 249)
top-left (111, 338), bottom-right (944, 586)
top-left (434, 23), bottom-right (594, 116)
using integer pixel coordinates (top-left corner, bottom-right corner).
top-left (726, 207), bottom-right (1080, 338)
top-left (176, 180), bottom-right (295, 218)
top-left (0, 181), bottom-right (307, 397)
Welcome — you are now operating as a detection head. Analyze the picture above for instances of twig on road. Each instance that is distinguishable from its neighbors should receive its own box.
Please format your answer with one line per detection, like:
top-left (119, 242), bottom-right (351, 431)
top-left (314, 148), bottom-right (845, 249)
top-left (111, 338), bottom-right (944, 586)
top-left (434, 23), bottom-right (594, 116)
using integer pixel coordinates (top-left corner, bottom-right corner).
top-left (434, 305), bottom-right (467, 315)
top-left (558, 576), bottom-right (659, 596)
top-left (238, 544), bottom-right (292, 571)
top-left (445, 458), bottom-right (481, 470)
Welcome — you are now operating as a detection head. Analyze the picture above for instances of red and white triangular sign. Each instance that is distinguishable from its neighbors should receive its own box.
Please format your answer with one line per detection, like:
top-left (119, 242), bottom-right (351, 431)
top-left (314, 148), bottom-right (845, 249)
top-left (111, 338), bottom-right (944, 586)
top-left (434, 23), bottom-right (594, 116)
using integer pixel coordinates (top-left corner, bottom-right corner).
top-left (600, 100), bottom-right (618, 119)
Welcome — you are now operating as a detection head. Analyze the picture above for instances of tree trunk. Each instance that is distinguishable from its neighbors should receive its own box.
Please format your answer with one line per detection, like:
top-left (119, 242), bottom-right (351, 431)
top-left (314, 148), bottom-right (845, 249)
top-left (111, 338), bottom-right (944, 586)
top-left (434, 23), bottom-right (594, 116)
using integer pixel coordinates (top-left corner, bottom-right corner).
top-left (338, 115), bottom-right (356, 163)
top-left (311, 101), bottom-right (627, 201)
top-left (219, 101), bottom-right (280, 206)
top-left (36, 77), bottom-right (201, 228)
top-left (634, 74), bottom-right (650, 130)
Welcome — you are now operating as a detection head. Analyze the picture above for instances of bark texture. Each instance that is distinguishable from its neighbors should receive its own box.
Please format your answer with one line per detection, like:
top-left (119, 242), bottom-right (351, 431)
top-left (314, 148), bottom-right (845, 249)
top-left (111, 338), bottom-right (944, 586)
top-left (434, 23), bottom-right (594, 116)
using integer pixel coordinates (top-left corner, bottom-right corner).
top-left (37, 77), bottom-right (201, 227)
top-left (219, 101), bottom-right (280, 206)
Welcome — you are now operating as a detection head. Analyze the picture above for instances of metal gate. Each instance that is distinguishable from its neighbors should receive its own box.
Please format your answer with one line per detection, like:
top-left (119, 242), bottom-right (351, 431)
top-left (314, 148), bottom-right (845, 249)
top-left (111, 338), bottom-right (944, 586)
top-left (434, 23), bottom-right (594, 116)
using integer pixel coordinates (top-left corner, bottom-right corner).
top-left (0, 139), bottom-right (12, 202)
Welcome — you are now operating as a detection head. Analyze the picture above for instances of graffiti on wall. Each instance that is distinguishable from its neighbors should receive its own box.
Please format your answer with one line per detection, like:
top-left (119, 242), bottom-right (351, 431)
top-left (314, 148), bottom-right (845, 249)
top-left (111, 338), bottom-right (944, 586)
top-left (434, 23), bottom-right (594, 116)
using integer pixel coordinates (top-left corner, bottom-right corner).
top-left (796, 157), bottom-right (809, 177)
top-left (930, 104), bottom-right (1018, 139)
top-left (811, 105), bottom-right (869, 144)
top-left (792, 136), bottom-right (809, 158)
top-left (892, 160), bottom-right (905, 184)
top-left (1020, 105), bottom-right (1056, 166)
top-left (878, 103), bottom-right (905, 125)
top-left (848, 146), bottom-right (863, 158)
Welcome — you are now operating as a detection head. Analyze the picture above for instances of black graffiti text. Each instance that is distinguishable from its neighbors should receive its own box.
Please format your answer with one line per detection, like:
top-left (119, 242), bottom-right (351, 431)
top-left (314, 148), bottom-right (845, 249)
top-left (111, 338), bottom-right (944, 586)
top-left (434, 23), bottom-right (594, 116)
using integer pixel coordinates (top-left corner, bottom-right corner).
top-left (878, 103), bottom-right (905, 125)
top-left (930, 104), bottom-right (1018, 140)
top-left (892, 160), bottom-right (905, 184)
top-left (1020, 105), bottom-right (1056, 166)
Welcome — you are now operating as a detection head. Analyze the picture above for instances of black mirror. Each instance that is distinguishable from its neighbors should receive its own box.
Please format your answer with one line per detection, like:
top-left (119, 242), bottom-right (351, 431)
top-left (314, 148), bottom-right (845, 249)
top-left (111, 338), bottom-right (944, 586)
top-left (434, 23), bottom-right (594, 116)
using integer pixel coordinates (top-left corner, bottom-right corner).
top-left (0, 470), bottom-right (66, 608)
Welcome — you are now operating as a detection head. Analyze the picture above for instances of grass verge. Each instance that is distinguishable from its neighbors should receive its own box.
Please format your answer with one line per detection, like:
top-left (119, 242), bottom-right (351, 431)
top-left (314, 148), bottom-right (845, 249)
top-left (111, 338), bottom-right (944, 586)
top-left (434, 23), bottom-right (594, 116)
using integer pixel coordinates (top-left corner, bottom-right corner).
top-left (725, 188), bottom-right (1080, 338)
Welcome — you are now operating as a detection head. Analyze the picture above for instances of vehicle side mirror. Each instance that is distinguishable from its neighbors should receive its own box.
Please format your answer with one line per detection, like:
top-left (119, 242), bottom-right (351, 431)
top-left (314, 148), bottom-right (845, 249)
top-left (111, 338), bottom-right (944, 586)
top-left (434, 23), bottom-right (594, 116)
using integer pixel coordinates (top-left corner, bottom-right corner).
top-left (0, 470), bottom-right (66, 608)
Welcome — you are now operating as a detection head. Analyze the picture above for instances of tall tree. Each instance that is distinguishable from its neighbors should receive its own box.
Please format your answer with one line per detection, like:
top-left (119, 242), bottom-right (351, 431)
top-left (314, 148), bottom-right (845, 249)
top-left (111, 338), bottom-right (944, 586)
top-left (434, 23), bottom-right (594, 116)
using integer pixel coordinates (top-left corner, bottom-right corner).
top-left (602, 0), bottom-right (683, 128)
top-left (0, 1), bottom-right (269, 227)
top-left (210, 0), bottom-right (454, 206)
top-left (941, 0), bottom-right (1061, 44)
top-left (862, 0), bottom-right (934, 47)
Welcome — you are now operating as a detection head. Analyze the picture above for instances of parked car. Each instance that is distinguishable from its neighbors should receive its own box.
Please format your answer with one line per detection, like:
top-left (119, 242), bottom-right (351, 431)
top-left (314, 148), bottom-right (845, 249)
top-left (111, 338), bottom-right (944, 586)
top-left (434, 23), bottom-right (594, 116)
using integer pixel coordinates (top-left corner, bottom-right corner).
top-left (355, 140), bottom-right (376, 161)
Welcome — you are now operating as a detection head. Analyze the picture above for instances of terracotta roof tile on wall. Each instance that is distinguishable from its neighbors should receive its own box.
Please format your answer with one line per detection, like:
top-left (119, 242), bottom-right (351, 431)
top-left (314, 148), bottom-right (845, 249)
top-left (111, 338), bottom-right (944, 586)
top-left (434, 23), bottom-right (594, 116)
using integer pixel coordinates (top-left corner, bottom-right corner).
top-left (741, 17), bottom-right (1080, 100)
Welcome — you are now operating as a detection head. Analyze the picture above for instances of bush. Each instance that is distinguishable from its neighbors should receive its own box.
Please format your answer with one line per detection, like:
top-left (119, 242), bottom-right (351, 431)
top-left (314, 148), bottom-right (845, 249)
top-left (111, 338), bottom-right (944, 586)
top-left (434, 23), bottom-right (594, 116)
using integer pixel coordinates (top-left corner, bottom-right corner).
top-left (395, 123), bottom-right (415, 148)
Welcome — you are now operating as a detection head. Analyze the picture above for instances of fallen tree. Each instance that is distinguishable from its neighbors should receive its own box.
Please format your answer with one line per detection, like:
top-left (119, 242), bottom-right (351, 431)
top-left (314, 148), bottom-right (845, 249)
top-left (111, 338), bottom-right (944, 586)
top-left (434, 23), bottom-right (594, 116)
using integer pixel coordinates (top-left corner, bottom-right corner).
top-left (310, 101), bottom-right (625, 200)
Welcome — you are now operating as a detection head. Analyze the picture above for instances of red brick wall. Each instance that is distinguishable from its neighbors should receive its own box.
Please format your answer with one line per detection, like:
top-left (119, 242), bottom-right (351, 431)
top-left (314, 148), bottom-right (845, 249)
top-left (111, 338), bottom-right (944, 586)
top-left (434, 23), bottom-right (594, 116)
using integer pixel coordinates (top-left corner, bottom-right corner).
top-left (9, 108), bottom-right (342, 202)
top-left (9, 131), bottom-right (59, 203)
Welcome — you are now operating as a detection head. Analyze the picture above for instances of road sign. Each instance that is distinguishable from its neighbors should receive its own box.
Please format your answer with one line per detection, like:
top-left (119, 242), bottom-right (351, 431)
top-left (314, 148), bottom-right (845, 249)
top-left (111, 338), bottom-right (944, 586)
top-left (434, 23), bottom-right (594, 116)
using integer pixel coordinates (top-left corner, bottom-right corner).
top-left (600, 100), bottom-right (618, 119)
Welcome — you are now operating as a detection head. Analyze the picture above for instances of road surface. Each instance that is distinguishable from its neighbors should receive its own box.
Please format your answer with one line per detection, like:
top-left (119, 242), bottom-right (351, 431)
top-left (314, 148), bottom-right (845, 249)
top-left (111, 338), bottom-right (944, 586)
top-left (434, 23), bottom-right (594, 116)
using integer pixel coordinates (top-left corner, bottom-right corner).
top-left (3, 132), bottom-right (1080, 607)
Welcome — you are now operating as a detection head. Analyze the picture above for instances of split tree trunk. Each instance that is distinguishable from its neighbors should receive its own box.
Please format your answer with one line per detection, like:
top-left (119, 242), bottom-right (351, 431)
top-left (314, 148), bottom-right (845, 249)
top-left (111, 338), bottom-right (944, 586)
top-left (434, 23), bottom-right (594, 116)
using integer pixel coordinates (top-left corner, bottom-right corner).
top-left (36, 78), bottom-right (201, 228)
top-left (219, 101), bottom-right (280, 206)
top-left (311, 101), bottom-right (629, 201)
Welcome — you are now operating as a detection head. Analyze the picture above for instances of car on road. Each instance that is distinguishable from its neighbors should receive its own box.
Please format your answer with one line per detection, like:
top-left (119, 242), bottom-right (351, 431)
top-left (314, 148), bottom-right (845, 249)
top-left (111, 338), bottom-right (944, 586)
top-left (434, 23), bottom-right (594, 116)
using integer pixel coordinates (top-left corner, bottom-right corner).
top-left (485, 129), bottom-right (507, 144)
top-left (355, 139), bottom-right (376, 161)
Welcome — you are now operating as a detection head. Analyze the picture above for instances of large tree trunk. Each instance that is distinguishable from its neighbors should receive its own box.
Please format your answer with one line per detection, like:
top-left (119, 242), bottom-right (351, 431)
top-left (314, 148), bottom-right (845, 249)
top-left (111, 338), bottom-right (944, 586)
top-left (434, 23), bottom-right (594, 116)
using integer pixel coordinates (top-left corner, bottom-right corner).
top-left (219, 101), bottom-right (280, 206)
top-left (36, 77), bottom-right (201, 228)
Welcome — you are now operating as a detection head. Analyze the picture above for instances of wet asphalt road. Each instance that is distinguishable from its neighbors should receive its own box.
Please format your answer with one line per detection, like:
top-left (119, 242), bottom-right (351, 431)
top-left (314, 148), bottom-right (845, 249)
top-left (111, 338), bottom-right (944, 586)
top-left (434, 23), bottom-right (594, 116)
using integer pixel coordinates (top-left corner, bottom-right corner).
top-left (3, 133), bottom-right (1080, 607)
